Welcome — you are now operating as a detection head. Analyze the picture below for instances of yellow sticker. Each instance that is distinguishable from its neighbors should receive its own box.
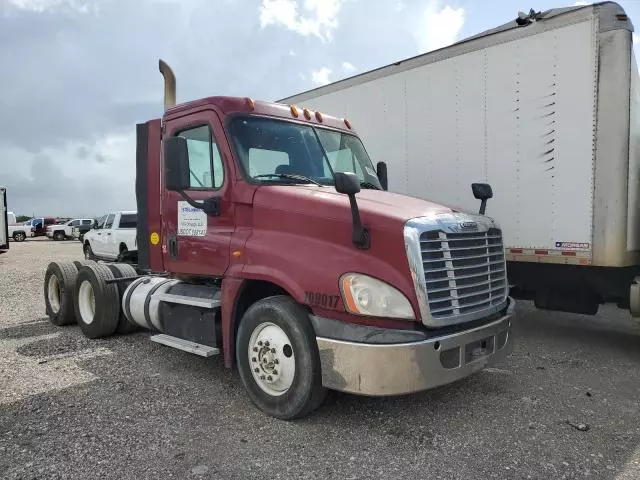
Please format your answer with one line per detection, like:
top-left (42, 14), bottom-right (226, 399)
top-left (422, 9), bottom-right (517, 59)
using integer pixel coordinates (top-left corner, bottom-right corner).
top-left (150, 232), bottom-right (160, 245)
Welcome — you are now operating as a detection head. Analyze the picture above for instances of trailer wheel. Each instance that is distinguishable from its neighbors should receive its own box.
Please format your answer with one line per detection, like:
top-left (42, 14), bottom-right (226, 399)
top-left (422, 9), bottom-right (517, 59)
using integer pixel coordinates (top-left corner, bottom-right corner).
top-left (104, 263), bottom-right (140, 334)
top-left (44, 261), bottom-right (79, 326)
top-left (236, 295), bottom-right (327, 420)
top-left (74, 264), bottom-right (120, 339)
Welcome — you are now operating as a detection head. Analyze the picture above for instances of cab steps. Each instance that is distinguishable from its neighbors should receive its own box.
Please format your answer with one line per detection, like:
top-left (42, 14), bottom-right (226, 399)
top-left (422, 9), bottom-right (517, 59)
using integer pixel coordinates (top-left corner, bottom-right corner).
top-left (151, 292), bottom-right (220, 309)
top-left (150, 334), bottom-right (220, 357)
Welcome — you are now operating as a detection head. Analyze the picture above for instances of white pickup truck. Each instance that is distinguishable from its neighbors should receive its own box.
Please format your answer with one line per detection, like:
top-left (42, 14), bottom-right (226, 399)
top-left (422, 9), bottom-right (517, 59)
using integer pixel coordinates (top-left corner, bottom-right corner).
top-left (83, 211), bottom-right (137, 262)
top-left (46, 218), bottom-right (94, 241)
top-left (8, 218), bottom-right (34, 242)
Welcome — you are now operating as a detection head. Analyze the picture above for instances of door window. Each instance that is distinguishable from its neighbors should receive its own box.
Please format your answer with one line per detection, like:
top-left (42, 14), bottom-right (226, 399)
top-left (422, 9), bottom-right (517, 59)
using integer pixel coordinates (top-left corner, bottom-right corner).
top-left (176, 125), bottom-right (224, 189)
top-left (118, 213), bottom-right (137, 228)
top-left (104, 214), bottom-right (115, 229)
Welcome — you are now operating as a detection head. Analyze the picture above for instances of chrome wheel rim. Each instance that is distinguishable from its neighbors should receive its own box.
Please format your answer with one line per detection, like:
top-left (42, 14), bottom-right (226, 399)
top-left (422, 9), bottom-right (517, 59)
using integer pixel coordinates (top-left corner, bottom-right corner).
top-left (78, 280), bottom-right (96, 325)
top-left (47, 275), bottom-right (61, 314)
top-left (248, 322), bottom-right (295, 396)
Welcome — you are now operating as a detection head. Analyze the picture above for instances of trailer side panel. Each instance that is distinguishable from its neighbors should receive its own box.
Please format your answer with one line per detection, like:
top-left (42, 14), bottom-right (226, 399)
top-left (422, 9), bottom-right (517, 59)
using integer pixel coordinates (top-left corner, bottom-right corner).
top-left (291, 20), bottom-right (598, 258)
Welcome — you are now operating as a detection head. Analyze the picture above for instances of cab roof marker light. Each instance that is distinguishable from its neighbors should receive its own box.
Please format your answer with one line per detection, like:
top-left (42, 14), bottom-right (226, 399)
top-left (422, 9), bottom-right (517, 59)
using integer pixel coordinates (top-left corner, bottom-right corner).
top-left (303, 108), bottom-right (312, 120)
top-left (290, 105), bottom-right (299, 117)
top-left (315, 111), bottom-right (323, 122)
top-left (246, 97), bottom-right (255, 110)
top-left (344, 118), bottom-right (352, 129)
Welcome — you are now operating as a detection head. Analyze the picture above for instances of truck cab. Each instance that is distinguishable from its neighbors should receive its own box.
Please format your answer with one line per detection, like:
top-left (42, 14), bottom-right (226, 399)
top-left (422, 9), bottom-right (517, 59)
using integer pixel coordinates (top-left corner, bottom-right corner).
top-left (43, 60), bottom-right (514, 419)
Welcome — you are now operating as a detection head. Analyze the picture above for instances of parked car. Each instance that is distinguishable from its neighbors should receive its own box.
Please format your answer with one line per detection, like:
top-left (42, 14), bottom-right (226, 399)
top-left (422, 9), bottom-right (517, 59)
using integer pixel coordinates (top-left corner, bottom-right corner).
top-left (46, 218), bottom-right (94, 241)
top-left (24, 217), bottom-right (57, 237)
top-left (8, 222), bottom-right (34, 242)
top-left (83, 211), bottom-right (137, 262)
top-left (71, 219), bottom-right (96, 242)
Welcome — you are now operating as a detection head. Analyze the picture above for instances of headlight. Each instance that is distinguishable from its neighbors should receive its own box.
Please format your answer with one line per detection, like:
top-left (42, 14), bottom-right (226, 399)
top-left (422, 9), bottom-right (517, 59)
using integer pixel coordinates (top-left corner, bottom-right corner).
top-left (339, 273), bottom-right (415, 320)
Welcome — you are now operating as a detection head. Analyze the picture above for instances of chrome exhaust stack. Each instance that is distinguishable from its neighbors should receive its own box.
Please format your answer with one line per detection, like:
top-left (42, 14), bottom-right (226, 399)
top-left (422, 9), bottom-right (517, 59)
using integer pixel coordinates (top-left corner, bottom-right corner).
top-left (158, 59), bottom-right (176, 111)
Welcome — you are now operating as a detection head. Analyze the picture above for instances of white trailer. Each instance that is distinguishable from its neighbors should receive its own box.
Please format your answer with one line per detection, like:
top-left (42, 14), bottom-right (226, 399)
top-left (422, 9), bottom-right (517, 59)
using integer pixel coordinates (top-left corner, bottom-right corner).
top-left (0, 187), bottom-right (8, 253)
top-left (280, 2), bottom-right (640, 317)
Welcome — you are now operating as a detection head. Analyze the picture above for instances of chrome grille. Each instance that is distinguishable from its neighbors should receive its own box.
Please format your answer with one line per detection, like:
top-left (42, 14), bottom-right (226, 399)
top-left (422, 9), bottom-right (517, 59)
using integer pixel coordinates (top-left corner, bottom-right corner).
top-left (420, 228), bottom-right (507, 320)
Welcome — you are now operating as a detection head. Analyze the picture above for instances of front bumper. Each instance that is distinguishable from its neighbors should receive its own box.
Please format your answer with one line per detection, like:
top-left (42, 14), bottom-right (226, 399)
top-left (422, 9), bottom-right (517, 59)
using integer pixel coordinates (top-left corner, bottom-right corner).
top-left (314, 297), bottom-right (514, 396)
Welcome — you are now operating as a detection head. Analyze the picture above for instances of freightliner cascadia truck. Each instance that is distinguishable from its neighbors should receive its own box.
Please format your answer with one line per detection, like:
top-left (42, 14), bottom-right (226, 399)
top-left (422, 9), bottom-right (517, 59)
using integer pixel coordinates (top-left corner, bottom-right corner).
top-left (281, 2), bottom-right (640, 320)
top-left (43, 60), bottom-right (514, 419)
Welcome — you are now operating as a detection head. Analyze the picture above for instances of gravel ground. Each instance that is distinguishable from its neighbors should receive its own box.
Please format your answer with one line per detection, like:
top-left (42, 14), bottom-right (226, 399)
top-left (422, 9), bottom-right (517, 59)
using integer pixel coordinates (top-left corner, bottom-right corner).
top-left (1, 238), bottom-right (640, 479)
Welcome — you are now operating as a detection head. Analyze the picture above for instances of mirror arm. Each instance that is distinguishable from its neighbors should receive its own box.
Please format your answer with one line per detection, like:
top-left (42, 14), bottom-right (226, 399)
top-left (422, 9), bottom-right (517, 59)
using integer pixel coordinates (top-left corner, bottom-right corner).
top-left (347, 194), bottom-right (370, 249)
top-left (479, 199), bottom-right (487, 215)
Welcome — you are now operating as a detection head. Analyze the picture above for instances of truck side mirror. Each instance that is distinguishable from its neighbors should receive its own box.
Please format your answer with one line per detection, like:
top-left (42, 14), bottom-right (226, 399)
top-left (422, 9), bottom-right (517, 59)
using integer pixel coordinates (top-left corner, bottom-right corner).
top-left (164, 136), bottom-right (190, 191)
top-left (376, 161), bottom-right (388, 191)
top-left (334, 171), bottom-right (361, 195)
top-left (471, 183), bottom-right (493, 215)
top-left (334, 172), bottom-right (369, 249)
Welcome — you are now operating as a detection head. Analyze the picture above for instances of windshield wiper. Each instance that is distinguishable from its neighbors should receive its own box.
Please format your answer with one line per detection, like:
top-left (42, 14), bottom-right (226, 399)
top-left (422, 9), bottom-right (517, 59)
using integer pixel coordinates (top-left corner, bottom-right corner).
top-left (253, 173), bottom-right (323, 186)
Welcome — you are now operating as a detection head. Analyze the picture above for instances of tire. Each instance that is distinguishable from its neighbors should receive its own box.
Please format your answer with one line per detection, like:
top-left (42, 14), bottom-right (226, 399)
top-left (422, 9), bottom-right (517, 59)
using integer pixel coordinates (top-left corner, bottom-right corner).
top-left (235, 295), bottom-right (327, 420)
top-left (78, 233), bottom-right (84, 243)
top-left (74, 263), bottom-right (120, 339)
top-left (44, 261), bottom-right (79, 326)
top-left (104, 263), bottom-right (140, 334)
top-left (116, 245), bottom-right (130, 263)
top-left (83, 242), bottom-right (95, 260)
top-left (53, 231), bottom-right (65, 241)
top-left (13, 231), bottom-right (26, 242)
top-left (73, 260), bottom-right (97, 270)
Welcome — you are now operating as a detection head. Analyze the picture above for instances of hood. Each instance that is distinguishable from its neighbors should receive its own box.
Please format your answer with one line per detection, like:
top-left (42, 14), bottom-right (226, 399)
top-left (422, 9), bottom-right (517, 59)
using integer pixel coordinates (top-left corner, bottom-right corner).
top-left (252, 184), bottom-right (463, 231)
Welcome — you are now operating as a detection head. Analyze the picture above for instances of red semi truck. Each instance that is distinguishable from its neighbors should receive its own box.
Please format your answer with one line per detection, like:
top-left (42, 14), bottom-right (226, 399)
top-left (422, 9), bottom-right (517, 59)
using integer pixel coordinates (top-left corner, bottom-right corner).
top-left (43, 60), bottom-right (514, 419)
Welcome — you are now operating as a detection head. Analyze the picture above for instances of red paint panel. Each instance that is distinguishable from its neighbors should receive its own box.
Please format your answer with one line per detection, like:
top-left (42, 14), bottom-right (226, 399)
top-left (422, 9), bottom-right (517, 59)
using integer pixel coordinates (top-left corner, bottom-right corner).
top-left (146, 119), bottom-right (164, 272)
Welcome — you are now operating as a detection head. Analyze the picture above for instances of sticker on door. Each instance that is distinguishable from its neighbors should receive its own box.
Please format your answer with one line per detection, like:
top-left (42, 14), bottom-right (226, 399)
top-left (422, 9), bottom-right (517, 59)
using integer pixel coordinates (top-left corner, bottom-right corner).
top-left (177, 201), bottom-right (207, 236)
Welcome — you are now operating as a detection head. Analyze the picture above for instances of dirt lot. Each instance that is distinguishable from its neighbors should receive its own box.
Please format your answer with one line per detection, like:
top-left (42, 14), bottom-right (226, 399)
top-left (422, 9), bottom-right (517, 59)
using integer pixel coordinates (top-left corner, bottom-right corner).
top-left (1, 239), bottom-right (640, 479)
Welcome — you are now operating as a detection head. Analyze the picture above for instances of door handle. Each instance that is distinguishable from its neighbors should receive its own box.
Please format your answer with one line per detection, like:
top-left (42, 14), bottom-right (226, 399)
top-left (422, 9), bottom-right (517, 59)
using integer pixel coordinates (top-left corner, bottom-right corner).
top-left (106, 232), bottom-right (111, 236)
top-left (168, 235), bottom-right (178, 259)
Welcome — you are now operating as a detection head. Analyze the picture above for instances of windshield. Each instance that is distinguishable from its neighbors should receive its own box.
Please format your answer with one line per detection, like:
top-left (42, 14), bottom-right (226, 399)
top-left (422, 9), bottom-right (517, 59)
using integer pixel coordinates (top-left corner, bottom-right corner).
top-left (228, 116), bottom-right (382, 188)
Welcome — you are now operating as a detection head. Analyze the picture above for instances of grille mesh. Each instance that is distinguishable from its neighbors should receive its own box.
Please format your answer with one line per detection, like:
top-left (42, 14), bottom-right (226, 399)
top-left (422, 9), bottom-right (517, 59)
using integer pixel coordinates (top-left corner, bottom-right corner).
top-left (420, 228), bottom-right (507, 319)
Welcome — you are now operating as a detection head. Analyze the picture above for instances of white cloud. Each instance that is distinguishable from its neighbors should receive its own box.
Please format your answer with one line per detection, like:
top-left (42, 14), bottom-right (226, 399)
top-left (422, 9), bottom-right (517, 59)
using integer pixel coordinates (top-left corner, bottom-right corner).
top-left (311, 66), bottom-right (332, 86)
top-left (342, 61), bottom-right (356, 73)
top-left (259, 0), bottom-right (344, 42)
top-left (6, 0), bottom-right (94, 13)
top-left (573, 1), bottom-right (589, 5)
top-left (634, 33), bottom-right (640, 46)
top-left (417, 1), bottom-right (465, 53)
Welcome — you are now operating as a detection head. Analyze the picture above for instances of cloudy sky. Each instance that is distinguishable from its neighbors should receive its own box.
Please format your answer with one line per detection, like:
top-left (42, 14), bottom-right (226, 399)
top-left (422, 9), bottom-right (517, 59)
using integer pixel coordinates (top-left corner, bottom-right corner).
top-left (2, 0), bottom-right (639, 217)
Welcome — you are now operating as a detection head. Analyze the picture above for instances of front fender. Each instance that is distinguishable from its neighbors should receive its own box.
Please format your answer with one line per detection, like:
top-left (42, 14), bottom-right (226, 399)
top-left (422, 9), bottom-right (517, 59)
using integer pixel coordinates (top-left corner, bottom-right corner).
top-left (241, 228), bottom-right (415, 327)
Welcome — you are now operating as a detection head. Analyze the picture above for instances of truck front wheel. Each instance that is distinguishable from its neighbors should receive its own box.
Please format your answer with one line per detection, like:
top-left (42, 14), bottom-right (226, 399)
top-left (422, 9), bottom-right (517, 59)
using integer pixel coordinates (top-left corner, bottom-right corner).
top-left (236, 295), bottom-right (327, 420)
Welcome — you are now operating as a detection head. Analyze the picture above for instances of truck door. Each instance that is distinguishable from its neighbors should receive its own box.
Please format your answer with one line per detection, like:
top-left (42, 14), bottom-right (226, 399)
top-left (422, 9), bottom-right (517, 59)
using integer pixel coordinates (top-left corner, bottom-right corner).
top-left (161, 109), bottom-right (234, 277)
top-left (95, 213), bottom-right (115, 258)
